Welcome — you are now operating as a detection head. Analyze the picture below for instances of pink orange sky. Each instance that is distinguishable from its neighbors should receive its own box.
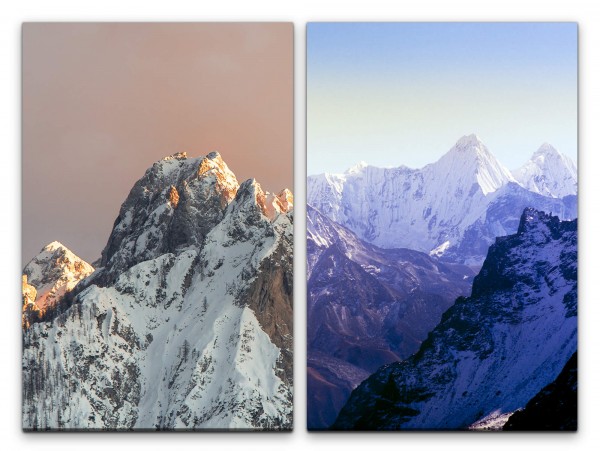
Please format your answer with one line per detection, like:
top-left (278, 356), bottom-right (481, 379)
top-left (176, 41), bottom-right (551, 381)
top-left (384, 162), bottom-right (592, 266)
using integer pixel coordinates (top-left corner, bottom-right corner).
top-left (22, 23), bottom-right (293, 265)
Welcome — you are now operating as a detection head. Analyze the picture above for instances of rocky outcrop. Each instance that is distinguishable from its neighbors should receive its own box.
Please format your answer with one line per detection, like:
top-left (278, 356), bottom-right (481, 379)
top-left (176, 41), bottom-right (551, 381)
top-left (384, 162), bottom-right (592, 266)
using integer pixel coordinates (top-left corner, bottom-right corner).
top-left (22, 275), bottom-right (39, 329)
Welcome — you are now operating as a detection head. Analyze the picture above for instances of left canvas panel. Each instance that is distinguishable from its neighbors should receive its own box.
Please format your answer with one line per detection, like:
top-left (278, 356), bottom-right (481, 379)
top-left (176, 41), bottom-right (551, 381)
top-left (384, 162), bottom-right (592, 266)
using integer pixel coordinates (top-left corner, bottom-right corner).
top-left (22, 23), bottom-right (294, 431)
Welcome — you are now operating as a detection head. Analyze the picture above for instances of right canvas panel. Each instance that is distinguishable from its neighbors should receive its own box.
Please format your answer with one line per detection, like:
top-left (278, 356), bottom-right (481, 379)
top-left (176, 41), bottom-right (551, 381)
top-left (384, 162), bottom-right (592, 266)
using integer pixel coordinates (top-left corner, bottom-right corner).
top-left (306, 22), bottom-right (578, 431)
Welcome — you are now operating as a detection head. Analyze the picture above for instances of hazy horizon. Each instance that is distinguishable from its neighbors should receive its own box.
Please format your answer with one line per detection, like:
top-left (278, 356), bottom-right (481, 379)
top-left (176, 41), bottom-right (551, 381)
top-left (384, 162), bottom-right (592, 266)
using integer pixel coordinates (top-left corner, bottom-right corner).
top-left (307, 132), bottom-right (577, 176)
top-left (22, 23), bottom-right (293, 266)
top-left (308, 23), bottom-right (577, 176)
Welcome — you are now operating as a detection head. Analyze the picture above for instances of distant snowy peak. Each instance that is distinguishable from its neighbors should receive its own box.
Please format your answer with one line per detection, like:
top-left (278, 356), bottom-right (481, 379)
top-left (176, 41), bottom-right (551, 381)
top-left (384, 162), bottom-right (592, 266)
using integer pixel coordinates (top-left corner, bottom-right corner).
top-left (434, 134), bottom-right (515, 196)
top-left (512, 143), bottom-right (577, 198)
top-left (346, 161), bottom-right (369, 174)
top-left (22, 241), bottom-right (94, 324)
top-left (307, 135), bottom-right (577, 264)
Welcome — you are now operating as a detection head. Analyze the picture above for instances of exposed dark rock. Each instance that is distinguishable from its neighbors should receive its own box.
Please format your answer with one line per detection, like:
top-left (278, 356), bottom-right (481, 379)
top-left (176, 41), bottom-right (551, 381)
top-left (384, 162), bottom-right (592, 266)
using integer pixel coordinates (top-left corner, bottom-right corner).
top-left (503, 352), bottom-right (577, 431)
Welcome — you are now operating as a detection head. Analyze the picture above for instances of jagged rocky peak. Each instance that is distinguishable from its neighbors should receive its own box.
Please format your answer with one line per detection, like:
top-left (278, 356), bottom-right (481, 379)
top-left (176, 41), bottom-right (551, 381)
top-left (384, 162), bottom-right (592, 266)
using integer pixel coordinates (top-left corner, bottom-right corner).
top-left (162, 151), bottom-right (188, 161)
top-left (22, 241), bottom-right (94, 327)
top-left (23, 150), bottom-right (294, 430)
top-left (277, 188), bottom-right (294, 211)
top-left (262, 188), bottom-right (294, 221)
top-left (517, 207), bottom-right (563, 235)
top-left (100, 152), bottom-right (241, 274)
top-left (230, 178), bottom-right (270, 219)
top-left (227, 178), bottom-right (294, 222)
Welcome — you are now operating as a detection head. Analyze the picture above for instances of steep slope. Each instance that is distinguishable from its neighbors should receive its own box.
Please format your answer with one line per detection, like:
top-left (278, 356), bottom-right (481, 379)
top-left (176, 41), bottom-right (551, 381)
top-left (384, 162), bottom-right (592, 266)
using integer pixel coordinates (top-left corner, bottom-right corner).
top-left (22, 152), bottom-right (293, 431)
top-left (307, 135), bottom-right (576, 265)
top-left (512, 144), bottom-right (577, 199)
top-left (307, 205), bottom-right (474, 429)
top-left (503, 352), bottom-right (577, 431)
top-left (333, 209), bottom-right (577, 430)
top-left (22, 242), bottom-right (95, 328)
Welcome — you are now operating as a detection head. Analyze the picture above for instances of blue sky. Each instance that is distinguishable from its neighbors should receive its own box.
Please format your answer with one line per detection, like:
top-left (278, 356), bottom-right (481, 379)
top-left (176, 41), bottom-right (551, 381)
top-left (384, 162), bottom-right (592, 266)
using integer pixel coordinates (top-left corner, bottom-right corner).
top-left (307, 23), bottom-right (577, 175)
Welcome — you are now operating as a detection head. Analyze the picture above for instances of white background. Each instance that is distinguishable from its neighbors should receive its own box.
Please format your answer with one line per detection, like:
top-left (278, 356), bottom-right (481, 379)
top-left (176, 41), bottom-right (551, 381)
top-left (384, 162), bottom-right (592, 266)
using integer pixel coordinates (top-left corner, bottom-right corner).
top-left (2, 0), bottom-right (599, 449)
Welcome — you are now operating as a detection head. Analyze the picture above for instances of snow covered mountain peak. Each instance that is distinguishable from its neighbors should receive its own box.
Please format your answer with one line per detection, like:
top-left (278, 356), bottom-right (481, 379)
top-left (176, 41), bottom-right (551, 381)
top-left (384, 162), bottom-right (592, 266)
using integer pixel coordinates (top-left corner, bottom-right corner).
top-left (512, 144), bottom-right (577, 198)
top-left (100, 152), bottom-right (243, 275)
top-left (435, 135), bottom-right (515, 195)
top-left (197, 152), bottom-right (239, 196)
top-left (307, 134), bottom-right (576, 264)
top-left (535, 142), bottom-right (560, 157)
top-left (346, 161), bottom-right (369, 174)
top-left (455, 133), bottom-right (484, 148)
top-left (23, 151), bottom-right (294, 430)
top-left (22, 241), bottom-right (94, 327)
top-left (228, 178), bottom-right (269, 218)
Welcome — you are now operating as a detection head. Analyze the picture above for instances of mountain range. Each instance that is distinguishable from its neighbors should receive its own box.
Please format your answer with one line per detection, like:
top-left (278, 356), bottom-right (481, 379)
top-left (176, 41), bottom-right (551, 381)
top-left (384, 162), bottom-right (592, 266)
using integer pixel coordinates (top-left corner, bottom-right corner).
top-left (307, 135), bottom-right (577, 430)
top-left (22, 152), bottom-right (294, 430)
top-left (307, 135), bottom-right (577, 266)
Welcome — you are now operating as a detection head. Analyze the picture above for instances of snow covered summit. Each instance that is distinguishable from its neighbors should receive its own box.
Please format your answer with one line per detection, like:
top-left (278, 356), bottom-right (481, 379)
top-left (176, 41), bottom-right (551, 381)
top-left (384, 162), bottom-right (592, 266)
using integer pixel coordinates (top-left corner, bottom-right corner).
top-left (22, 241), bottom-right (94, 328)
top-left (435, 134), bottom-right (515, 195)
top-left (23, 152), bottom-right (294, 430)
top-left (512, 143), bottom-right (577, 198)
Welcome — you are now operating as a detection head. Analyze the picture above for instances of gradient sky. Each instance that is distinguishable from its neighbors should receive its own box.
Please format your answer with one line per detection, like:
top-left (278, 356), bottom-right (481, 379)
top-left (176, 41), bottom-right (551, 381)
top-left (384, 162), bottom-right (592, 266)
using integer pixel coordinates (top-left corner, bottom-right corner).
top-left (307, 22), bottom-right (577, 175)
top-left (23, 23), bottom-right (293, 266)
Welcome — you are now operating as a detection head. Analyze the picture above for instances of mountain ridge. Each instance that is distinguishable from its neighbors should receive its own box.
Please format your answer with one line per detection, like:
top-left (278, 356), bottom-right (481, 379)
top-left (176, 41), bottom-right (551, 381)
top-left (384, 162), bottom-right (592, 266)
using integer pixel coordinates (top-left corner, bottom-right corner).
top-left (332, 208), bottom-right (577, 430)
top-left (307, 135), bottom-right (577, 265)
